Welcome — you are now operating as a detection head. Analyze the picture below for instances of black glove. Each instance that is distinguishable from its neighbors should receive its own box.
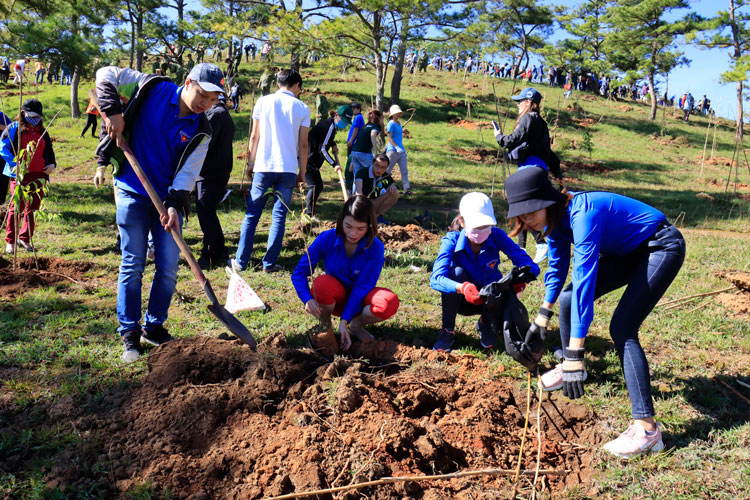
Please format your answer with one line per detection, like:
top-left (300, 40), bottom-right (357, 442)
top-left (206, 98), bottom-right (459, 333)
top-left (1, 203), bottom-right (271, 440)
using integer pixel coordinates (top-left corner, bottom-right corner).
top-left (164, 189), bottom-right (191, 219)
top-left (562, 347), bottom-right (586, 399)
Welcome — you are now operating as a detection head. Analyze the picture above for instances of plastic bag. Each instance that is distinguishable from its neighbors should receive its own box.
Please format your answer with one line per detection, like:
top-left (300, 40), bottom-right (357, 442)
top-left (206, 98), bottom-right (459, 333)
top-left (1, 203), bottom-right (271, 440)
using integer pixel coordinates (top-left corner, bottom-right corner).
top-left (224, 267), bottom-right (265, 314)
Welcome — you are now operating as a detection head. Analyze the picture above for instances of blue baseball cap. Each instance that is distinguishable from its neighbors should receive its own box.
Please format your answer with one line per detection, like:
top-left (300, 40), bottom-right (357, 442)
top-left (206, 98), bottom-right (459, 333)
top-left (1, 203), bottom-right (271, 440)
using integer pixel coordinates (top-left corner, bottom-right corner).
top-left (511, 87), bottom-right (542, 104)
top-left (187, 63), bottom-right (225, 93)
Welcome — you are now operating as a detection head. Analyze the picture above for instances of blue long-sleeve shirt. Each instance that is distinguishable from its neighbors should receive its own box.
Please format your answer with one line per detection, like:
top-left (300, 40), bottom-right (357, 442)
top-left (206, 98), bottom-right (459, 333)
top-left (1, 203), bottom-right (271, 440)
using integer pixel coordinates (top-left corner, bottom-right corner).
top-left (291, 228), bottom-right (385, 322)
top-left (430, 227), bottom-right (539, 294)
top-left (545, 191), bottom-right (666, 339)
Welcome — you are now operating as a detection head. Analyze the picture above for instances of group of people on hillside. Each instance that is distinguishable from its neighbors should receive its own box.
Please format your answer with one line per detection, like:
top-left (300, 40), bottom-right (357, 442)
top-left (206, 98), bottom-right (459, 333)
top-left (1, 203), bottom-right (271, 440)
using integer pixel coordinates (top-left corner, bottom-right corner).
top-left (0, 58), bottom-right (687, 462)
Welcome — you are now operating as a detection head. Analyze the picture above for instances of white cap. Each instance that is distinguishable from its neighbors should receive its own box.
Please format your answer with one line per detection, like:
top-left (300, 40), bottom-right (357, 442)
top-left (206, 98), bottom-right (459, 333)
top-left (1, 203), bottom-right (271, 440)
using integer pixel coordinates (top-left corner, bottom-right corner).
top-left (459, 192), bottom-right (497, 229)
top-left (389, 104), bottom-right (403, 116)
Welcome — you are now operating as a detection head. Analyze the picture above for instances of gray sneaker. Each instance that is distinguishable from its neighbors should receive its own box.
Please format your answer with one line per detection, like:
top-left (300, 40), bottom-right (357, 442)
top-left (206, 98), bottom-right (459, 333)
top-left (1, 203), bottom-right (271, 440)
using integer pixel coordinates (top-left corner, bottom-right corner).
top-left (121, 329), bottom-right (144, 363)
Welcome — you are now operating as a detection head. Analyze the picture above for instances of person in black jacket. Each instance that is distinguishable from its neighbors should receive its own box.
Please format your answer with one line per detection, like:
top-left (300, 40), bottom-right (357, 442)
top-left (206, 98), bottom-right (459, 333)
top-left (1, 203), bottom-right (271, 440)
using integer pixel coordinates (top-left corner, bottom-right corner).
top-left (196, 96), bottom-right (235, 269)
top-left (493, 87), bottom-right (562, 264)
top-left (305, 109), bottom-right (346, 219)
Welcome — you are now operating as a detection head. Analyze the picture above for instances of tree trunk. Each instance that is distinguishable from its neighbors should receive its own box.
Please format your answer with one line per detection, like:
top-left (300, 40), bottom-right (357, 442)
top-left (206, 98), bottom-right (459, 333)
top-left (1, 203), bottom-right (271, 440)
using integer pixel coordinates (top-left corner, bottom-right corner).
top-left (389, 18), bottom-right (409, 106)
top-left (129, 18), bottom-right (135, 69)
top-left (70, 68), bottom-right (81, 118)
top-left (648, 71), bottom-right (657, 121)
top-left (135, 10), bottom-right (144, 72)
top-left (730, 0), bottom-right (743, 138)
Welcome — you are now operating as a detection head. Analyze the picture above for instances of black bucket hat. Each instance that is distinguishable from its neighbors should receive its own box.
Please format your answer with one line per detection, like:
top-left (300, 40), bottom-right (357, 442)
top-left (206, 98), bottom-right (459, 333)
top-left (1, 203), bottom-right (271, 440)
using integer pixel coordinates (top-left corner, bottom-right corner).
top-left (22, 98), bottom-right (43, 118)
top-left (505, 167), bottom-right (566, 218)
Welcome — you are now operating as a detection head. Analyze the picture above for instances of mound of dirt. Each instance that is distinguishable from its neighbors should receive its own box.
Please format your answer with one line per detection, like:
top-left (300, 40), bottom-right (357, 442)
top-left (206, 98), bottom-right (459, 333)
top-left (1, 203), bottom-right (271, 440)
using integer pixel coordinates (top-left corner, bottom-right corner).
top-left (409, 81), bottom-right (437, 89)
top-left (74, 337), bottom-right (600, 499)
top-left (715, 272), bottom-right (750, 317)
top-left (377, 223), bottom-right (439, 251)
top-left (652, 134), bottom-right (689, 146)
top-left (423, 97), bottom-right (464, 107)
top-left (449, 117), bottom-right (492, 130)
top-left (288, 222), bottom-right (438, 252)
top-left (617, 105), bottom-right (633, 112)
top-left (562, 160), bottom-right (612, 174)
top-left (0, 256), bottom-right (91, 298)
top-left (330, 77), bottom-right (363, 83)
top-left (454, 147), bottom-right (501, 165)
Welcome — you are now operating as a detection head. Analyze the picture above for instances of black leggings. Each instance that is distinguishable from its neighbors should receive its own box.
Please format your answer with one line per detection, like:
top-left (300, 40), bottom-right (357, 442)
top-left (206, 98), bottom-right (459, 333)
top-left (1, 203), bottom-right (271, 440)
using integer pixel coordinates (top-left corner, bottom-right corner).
top-left (305, 168), bottom-right (323, 216)
top-left (81, 113), bottom-right (98, 137)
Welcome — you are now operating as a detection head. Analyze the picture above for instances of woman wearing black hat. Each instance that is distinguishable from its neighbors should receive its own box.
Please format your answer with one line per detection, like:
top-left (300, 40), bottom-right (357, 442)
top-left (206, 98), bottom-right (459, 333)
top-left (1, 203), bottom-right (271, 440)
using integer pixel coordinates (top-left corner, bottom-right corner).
top-left (504, 167), bottom-right (685, 459)
top-left (493, 87), bottom-right (562, 264)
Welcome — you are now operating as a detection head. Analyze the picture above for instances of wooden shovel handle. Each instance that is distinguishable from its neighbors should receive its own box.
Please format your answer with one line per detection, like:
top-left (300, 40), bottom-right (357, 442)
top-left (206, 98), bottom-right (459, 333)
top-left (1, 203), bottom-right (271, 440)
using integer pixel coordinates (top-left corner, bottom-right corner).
top-left (337, 168), bottom-right (349, 202)
top-left (119, 140), bottom-right (207, 287)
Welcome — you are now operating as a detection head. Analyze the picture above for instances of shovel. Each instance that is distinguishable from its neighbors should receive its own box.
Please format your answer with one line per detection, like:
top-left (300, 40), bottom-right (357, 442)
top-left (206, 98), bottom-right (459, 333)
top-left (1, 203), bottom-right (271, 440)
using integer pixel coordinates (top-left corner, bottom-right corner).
top-left (119, 140), bottom-right (257, 349)
top-left (336, 168), bottom-right (349, 202)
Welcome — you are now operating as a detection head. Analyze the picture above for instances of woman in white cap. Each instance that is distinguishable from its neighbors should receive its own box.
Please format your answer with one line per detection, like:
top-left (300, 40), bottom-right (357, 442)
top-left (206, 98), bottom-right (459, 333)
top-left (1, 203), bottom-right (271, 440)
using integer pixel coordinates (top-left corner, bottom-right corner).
top-left (385, 104), bottom-right (411, 195)
top-left (430, 192), bottom-right (538, 352)
top-left (504, 167), bottom-right (685, 459)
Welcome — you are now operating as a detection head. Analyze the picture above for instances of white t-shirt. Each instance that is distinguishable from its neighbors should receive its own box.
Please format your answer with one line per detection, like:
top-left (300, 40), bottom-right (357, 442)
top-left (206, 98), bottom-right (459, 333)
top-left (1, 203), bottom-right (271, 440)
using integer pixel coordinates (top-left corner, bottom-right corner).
top-left (15, 59), bottom-right (25, 71)
top-left (252, 89), bottom-right (310, 174)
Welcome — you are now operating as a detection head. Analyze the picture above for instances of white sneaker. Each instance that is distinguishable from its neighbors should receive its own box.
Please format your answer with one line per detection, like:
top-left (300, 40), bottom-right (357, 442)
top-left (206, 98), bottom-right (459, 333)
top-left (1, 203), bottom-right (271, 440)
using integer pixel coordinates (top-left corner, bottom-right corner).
top-left (228, 258), bottom-right (244, 273)
top-left (5, 243), bottom-right (14, 254)
top-left (539, 363), bottom-right (588, 391)
top-left (603, 423), bottom-right (665, 459)
top-left (533, 243), bottom-right (548, 263)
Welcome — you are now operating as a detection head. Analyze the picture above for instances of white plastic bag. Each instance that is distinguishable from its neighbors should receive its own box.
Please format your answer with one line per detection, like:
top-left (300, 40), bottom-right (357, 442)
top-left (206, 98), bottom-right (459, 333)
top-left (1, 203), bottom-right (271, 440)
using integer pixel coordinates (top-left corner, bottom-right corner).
top-left (225, 267), bottom-right (265, 314)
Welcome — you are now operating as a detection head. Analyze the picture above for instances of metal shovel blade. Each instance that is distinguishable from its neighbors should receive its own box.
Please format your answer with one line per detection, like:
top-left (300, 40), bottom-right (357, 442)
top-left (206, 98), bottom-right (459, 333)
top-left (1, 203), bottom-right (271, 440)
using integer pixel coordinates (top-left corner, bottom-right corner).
top-left (203, 280), bottom-right (257, 349)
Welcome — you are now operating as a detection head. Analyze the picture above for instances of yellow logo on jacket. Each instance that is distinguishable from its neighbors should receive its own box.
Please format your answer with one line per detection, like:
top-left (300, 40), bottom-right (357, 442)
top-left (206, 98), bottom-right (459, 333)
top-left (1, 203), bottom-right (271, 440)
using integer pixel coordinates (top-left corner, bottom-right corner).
top-left (180, 131), bottom-right (191, 143)
top-left (486, 259), bottom-right (498, 270)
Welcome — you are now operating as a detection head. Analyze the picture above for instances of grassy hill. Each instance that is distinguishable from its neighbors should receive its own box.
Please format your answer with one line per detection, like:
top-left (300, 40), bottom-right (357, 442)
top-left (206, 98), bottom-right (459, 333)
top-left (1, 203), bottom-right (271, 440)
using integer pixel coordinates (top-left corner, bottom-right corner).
top-left (0, 60), bottom-right (748, 499)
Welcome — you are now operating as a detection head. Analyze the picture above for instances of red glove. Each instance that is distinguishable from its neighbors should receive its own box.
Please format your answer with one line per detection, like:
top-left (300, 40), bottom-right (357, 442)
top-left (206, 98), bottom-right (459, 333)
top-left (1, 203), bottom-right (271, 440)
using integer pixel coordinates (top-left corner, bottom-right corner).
top-left (513, 282), bottom-right (526, 294)
top-left (460, 282), bottom-right (484, 305)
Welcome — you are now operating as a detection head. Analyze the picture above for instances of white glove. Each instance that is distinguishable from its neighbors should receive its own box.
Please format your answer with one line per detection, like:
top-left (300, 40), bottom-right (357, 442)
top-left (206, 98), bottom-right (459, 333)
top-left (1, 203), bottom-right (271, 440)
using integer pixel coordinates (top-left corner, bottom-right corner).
top-left (93, 166), bottom-right (107, 188)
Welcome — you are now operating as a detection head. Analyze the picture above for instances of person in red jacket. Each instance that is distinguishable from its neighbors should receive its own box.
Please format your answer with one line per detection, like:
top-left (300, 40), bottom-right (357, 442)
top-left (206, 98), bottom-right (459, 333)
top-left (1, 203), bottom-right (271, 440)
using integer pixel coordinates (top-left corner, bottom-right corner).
top-left (0, 99), bottom-right (56, 253)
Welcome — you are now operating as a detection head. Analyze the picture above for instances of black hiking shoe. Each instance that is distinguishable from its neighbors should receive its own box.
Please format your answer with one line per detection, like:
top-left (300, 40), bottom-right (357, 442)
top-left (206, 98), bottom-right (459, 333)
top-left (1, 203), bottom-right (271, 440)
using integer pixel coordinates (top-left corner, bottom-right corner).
top-left (141, 325), bottom-right (174, 346)
top-left (121, 329), bottom-right (144, 363)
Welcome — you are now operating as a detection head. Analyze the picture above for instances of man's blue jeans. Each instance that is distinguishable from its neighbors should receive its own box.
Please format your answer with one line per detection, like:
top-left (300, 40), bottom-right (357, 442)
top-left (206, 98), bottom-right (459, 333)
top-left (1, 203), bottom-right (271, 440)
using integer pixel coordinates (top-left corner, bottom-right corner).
top-left (116, 189), bottom-right (182, 336)
top-left (557, 223), bottom-right (685, 419)
top-left (236, 171), bottom-right (296, 270)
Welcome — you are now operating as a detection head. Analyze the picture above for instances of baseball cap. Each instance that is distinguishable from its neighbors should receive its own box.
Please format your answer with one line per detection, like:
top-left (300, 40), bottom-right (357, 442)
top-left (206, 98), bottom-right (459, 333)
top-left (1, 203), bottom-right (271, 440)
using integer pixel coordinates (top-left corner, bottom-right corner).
top-left (511, 88), bottom-right (542, 104)
top-left (337, 105), bottom-right (353, 126)
top-left (459, 192), bottom-right (497, 229)
top-left (186, 63), bottom-right (225, 93)
top-left (350, 101), bottom-right (361, 109)
top-left (22, 99), bottom-right (43, 118)
top-left (505, 167), bottom-right (566, 219)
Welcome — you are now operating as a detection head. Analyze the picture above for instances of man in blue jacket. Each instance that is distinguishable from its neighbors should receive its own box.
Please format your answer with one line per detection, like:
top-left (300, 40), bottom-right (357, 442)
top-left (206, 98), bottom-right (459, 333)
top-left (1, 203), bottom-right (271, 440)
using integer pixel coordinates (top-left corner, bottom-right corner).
top-left (96, 62), bottom-right (224, 363)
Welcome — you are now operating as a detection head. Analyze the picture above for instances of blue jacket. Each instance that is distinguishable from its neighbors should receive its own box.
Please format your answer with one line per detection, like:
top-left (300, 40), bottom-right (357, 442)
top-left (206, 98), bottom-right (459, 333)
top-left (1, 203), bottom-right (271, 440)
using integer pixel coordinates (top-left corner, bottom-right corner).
top-left (291, 228), bottom-right (385, 322)
top-left (430, 227), bottom-right (539, 294)
top-left (544, 191), bottom-right (666, 339)
top-left (95, 67), bottom-right (210, 200)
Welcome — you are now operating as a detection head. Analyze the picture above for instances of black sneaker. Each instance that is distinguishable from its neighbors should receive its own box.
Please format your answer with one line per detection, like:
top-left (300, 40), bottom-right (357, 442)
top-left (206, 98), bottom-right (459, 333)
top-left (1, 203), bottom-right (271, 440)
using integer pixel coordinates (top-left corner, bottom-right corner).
top-left (198, 254), bottom-right (211, 270)
top-left (477, 319), bottom-right (497, 349)
top-left (263, 264), bottom-right (284, 273)
top-left (121, 329), bottom-right (144, 363)
top-left (141, 325), bottom-right (174, 346)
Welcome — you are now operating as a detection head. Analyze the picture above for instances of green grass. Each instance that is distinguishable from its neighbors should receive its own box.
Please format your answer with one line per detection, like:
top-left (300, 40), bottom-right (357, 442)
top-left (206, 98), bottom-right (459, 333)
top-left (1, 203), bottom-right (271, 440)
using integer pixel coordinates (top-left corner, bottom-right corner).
top-left (0, 59), bottom-right (749, 498)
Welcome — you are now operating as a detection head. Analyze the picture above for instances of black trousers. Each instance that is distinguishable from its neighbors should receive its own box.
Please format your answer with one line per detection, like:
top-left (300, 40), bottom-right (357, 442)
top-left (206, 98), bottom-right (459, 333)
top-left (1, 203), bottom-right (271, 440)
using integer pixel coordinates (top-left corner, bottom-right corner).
top-left (81, 113), bottom-right (98, 137)
top-left (305, 168), bottom-right (324, 216)
top-left (517, 228), bottom-right (545, 248)
top-left (196, 179), bottom-right (229, 260)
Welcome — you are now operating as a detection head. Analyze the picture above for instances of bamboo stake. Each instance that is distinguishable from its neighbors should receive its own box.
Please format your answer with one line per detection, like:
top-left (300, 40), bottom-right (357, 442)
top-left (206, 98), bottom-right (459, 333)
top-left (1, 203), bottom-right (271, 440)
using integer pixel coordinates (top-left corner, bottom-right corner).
top-left (716, 378), bottom-right (750, 406)
top-left (725, 132), bottom-right (741, 193)
top-left (531, 373), bottom-right (544, 500)
top-left (656, 286), bottom-right (735, 309)
top-left (241, 85), bottom-right (257, 191)
top-left (510, 371), bottom-right (532, 499)
top-left (710, 117), bottom-right (718, 159)
top-left (699, 115), bottom-right (712, 177)
top-left (263, 468), bottom-right (567, 500)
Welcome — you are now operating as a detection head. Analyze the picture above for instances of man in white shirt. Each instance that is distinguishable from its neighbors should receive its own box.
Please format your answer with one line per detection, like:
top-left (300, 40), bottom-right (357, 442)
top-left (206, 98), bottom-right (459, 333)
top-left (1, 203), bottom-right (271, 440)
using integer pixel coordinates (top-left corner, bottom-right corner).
top-left (13, 58), bottom-right (27, 84)
top-left (232, 69), bottom-right (310, 273)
